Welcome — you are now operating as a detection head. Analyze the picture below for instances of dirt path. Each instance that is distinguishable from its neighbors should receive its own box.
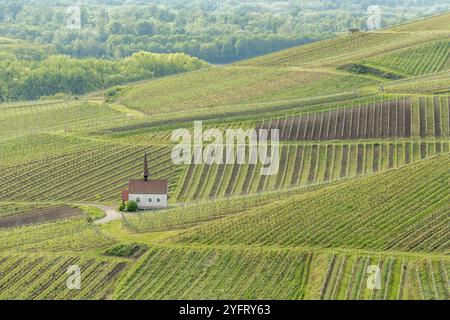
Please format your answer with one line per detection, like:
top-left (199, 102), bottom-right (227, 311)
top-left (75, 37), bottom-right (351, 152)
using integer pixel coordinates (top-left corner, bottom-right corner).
top-left (94, 205), bottom-right (123, 225)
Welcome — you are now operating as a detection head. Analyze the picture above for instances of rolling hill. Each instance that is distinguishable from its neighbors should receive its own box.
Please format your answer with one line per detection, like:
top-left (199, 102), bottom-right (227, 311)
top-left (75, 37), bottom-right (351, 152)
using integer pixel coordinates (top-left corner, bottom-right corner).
top-left (0, 12), bottom-right (449, 300)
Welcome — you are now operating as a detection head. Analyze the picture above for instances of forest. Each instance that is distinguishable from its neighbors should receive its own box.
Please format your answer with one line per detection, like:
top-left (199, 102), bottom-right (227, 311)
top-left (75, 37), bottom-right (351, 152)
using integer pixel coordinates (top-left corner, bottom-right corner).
top-left (1, 0), bottom-right (449, 63)
top-left (0, 46), bottom-right (207, 101)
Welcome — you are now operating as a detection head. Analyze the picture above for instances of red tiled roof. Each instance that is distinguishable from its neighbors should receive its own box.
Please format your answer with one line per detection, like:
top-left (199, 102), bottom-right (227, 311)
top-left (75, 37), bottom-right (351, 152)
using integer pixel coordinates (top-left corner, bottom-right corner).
top-left (128, 180), bottom-right (168, 195)
top-left (122, 190), bottom-right (129, 201)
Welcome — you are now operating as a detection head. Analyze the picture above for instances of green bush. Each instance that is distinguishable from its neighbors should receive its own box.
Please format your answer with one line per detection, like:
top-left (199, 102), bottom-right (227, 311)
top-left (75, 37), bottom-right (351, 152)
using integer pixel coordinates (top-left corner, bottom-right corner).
top-left (105, 243), bottom-right (148, 258)
top-left (118, 203), bottom-right (126, 212)
top-left (125, 201), bottom-right (138, 212)
top-left (105, 86), bottom-right (125, 102)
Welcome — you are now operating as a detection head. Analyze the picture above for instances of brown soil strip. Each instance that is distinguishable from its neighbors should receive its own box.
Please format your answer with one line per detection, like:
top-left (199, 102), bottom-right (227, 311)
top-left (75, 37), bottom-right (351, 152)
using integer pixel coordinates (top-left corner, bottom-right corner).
top-left (209, 163), bottom-right (226, 198)
top-left (404, 97), bottom-right (412, 137)
top-left (275, 147), bottom-right (289, 188)
top-left (359, 105), bottom-right (368, 140)
top-left (241, 164), bottom-right (256, 195)
top-left (343, 108), bottom-right (352, 139)
top-left (373, 144), bottom-right (380, 172)
top-left (321, 112), bottom-right (331, 140)
top-left (313, 113), bottom-right (323, 140)
top-left (388, 144), bottom-right (395, 169)
top-left (300, 115), bottom-right (309, 140)
top-left (280, 117), bottom-right (288, 140)
top-left (306, 113), bottom-right (315, 140)
top-left (291, 146), bottom-right (304, 185)
top-left (308, 145), bottom-right (319, 183)
top-left (178, 162), bottom-right (196, 200)
top-left (340, 145), bottom-right (349, 178)
top-left (366, 103), bottom-right (375, 139)
top-left (0, 206), bottom-right (82, 229)
top-left (435, 142), bottom-right (442, 154)
top-left (225, 163), bottom-right (241, 195)
top-left (389, 99), bottom-right (398, 137)
top-left (397, 98), bottom-right (405, 137)
top-left (323, 145), bottom-right (334, 182)
top-left (373, 102), bottom-right (381, 138)
top-left (335, 109), bottom-right (344, 140)
top-left (381, 101), bottom-right (389, 138)
top-left (286, 116), bottom-right (295, 140)
top-left (294, 115), bottom-right (303, 140)
top-left (419, 98), bottom-right (427, 138)
top-left (434, 97), bottom-right (442, 137)
top-left (420, 142), bottom-right (427, 159)
top-left (350, 106), bottom-right (359, 139)
top-left (356, 144), bottom-right (364, 174)
top-left (192, 165), bottom-right (211, 200)
top-left (328, 110), bottom-right (338, 140)
top-left (405, 142), bottom-right (411, 164)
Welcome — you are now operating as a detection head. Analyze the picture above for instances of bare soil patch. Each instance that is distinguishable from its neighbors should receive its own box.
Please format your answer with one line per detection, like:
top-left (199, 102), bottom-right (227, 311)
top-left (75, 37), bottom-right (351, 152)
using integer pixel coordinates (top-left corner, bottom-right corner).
top-left (0, 205), bottom-right (82, 229)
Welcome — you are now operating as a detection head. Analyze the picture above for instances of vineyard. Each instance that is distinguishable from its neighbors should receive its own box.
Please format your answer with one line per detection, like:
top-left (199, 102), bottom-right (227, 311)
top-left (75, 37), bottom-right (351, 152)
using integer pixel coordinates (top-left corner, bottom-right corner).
top-left (363, 40), bottom-right (449, 77)
top-left (238, 30), bottom-right (448, 68)
top-left (0, 144), bottom-right (182, 202)
top-left (384, 71), bottom-right (450, 94)
top-left (117, 66), bottom-right (377, 115)
top-left (389, 12), bottom-right (450, 32)
top-left (0, 202), bottom-right (54, 218)
top-left (174, 140), bottom-right (448, 201)
top-left (114, 245), bottom-right (315, 300)
top-left (114, 245), bottom-right (448, 300)
top-left (0, 12), bottom-right (449, 300)
top-left (257, 96), bottom-right (450, 140)
top-left (0, 253), bottom-right (127, 300)
top-left (0, 100), bottom-right (129, 140)
top-left (175, 155), bottom-right (450, 253)
top-left (318, 253), bottom-right (449, 300)
top-left (0, 216), bottom-right (117, 252)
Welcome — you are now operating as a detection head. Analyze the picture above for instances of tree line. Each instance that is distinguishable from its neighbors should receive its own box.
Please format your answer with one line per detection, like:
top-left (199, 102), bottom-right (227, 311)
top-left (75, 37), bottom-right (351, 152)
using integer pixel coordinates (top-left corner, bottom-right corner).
top-left (0, 51), bottom-right (208, 101)
top-left (0, 0), bottom-right (448, 64)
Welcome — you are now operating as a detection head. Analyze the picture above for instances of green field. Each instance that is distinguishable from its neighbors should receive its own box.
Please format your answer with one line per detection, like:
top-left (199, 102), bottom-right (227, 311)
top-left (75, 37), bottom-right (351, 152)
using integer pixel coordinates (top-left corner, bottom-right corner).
top-left (0, 12), bottom-right (449, 300)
